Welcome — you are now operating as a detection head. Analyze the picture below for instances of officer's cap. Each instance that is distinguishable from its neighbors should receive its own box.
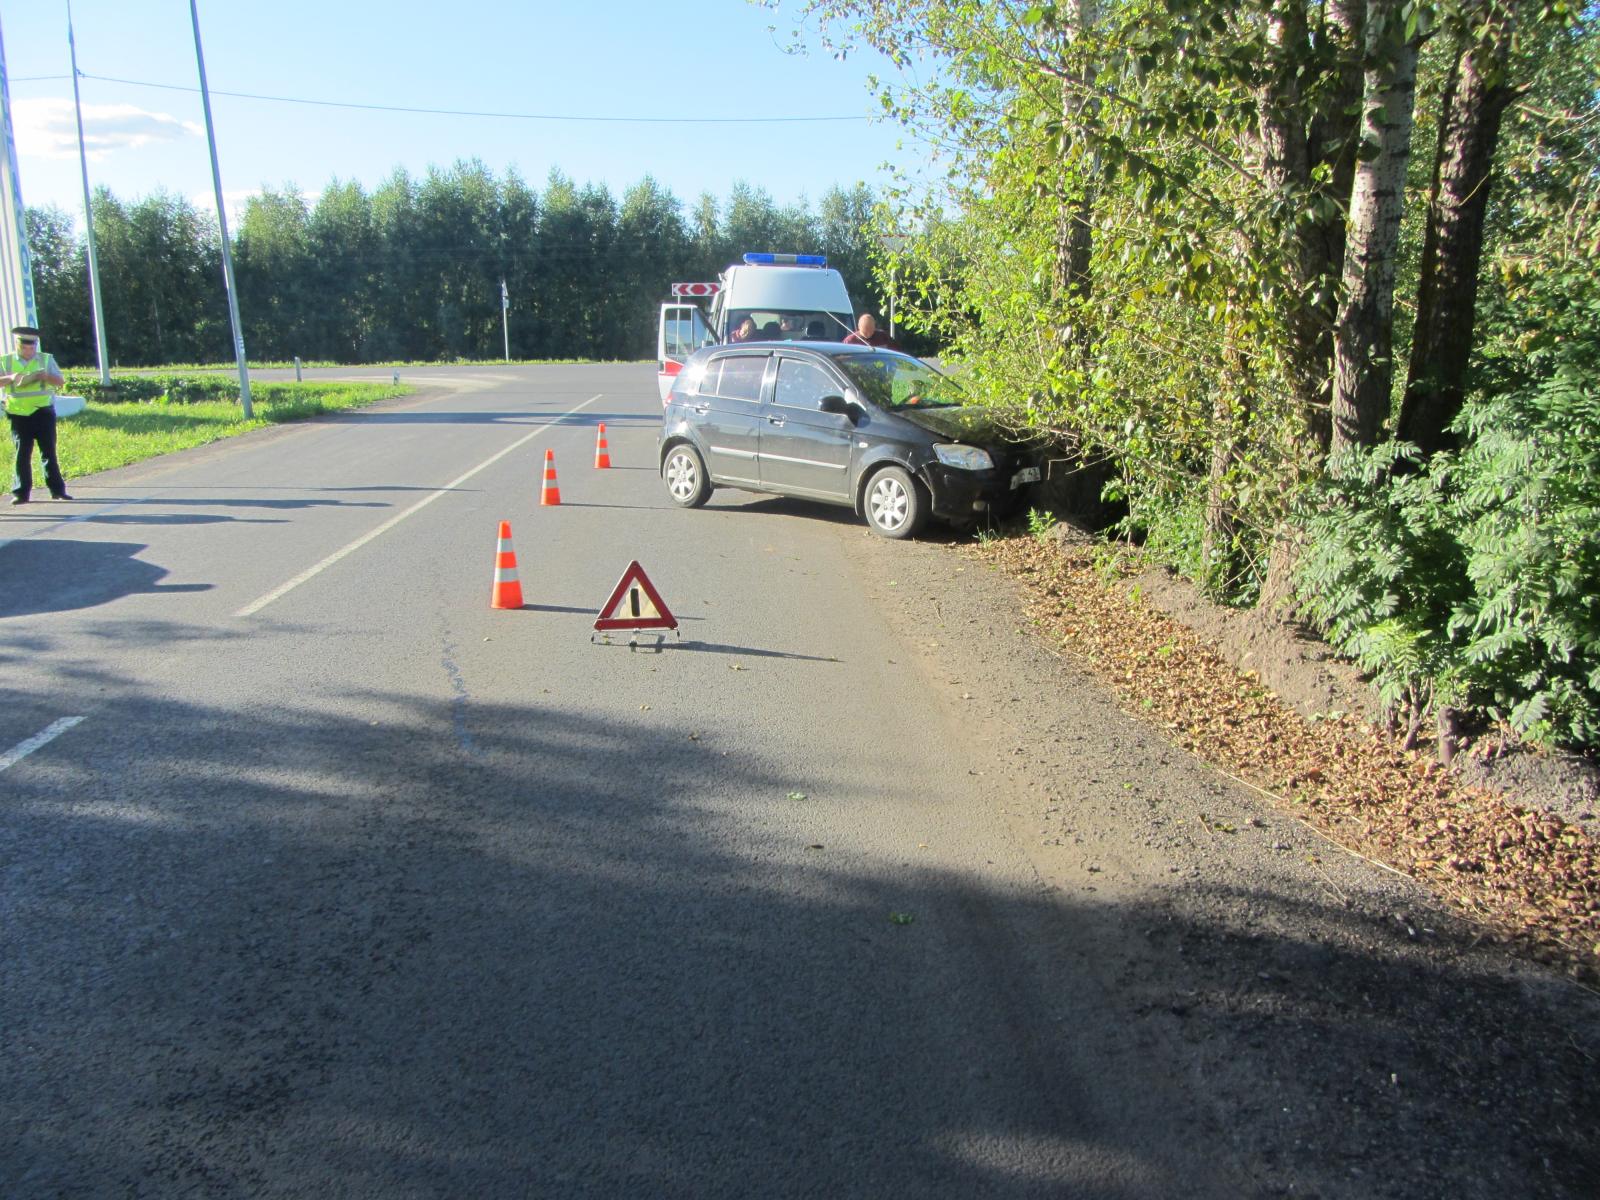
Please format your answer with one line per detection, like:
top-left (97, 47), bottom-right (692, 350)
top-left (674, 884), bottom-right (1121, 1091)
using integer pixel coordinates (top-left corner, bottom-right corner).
top-left (11, 325), bottom-right (40, 338)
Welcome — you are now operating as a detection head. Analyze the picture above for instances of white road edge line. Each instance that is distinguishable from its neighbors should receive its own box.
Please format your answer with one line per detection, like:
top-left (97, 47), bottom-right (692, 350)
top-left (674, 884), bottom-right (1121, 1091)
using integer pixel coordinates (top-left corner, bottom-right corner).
top-left (0, 716), bottom-right (86, 774)
top-left (236, 393), bottom-right (605, 617)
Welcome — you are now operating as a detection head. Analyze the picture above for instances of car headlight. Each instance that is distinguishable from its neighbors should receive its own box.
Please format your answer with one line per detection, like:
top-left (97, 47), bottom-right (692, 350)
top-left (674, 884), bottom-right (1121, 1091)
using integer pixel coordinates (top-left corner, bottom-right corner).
top-left (933, 443), bottom-right (994, 470)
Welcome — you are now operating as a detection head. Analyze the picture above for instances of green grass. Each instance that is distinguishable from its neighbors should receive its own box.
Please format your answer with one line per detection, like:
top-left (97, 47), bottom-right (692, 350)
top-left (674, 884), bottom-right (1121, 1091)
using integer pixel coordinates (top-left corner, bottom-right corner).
top-left (56, 381), bottom-right (410, 477)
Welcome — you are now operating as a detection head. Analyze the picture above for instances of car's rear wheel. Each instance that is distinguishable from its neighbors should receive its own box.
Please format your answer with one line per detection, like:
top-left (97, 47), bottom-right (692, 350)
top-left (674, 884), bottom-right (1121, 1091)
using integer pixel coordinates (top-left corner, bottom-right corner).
top-left (662, 444), bottom-right (712, 508)
top-left (863, 465), bottom-right (927, 539)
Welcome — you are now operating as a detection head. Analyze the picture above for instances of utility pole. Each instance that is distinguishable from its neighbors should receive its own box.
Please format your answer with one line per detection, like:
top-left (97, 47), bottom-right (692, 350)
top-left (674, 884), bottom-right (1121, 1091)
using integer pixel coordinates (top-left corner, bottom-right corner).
top-left (188, 0), bottom-right (250, 418)
top-left (67, 4), bottom-right (109, 384)
top-left (501, 278), bottom-right (510, 362)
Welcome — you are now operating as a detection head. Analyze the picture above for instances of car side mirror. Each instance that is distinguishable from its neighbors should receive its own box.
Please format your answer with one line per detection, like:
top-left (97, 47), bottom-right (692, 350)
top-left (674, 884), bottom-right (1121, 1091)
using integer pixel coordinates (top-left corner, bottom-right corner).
top-left (819, 394), bottom-right (851, 415)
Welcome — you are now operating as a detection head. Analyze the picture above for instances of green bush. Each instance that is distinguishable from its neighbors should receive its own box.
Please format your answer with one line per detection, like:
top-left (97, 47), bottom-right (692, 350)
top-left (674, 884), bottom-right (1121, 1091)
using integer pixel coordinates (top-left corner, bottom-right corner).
top-left (1294, 352), bottom-right (1600, 750)
top-left (61, 371), bottom-right (242, 405)
top-left (1293, 443), bottom-right (1473, 734)
top-left (1449, 359), bottom-right (1600, 745)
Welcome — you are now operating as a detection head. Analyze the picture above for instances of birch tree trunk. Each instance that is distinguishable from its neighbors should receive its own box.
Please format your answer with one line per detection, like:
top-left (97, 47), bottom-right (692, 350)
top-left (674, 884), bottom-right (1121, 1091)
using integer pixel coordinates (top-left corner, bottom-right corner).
top-left (1330, 0), bottom-right (1424, 459)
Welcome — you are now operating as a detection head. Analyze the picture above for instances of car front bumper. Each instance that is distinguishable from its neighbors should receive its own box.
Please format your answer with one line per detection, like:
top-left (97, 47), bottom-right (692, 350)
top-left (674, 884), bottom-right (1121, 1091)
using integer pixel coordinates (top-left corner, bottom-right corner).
top-left (921, 461), bottom-right (1038, 521)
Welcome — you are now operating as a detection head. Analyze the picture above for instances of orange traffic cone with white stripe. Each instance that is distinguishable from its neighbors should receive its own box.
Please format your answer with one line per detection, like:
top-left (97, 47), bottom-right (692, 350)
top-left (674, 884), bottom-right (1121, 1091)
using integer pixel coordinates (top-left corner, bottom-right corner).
top-left (594, 423), bottom-right (612, 469)
top-left (540, 448), bottom-right (562, 506)
top-left (490, 521), bottom-right (524, 609)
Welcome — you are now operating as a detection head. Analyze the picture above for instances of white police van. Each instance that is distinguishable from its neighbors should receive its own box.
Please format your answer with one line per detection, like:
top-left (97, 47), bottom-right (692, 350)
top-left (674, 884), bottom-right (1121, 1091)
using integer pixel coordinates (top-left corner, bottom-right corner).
top-left (657, 253), bottom-right (855, 402)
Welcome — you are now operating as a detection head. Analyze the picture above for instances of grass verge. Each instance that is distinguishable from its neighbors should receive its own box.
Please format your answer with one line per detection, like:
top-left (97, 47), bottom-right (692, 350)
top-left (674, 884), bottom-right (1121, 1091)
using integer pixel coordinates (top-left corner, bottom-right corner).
top-left (57, 381), bottom-right (410, 478)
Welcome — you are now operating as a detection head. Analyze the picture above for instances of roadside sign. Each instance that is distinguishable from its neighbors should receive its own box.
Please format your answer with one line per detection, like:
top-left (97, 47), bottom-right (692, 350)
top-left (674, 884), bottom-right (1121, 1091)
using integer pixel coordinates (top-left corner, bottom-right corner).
top-left (671, 282), bottom-right (721, 298)
top-left (594, 561), bottom-right (677, 633)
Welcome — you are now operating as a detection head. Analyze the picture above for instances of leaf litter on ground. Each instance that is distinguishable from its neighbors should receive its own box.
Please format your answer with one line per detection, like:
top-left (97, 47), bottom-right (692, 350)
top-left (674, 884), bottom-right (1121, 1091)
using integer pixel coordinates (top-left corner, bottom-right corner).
top-left (975, 531), bottom-right (1600, 984)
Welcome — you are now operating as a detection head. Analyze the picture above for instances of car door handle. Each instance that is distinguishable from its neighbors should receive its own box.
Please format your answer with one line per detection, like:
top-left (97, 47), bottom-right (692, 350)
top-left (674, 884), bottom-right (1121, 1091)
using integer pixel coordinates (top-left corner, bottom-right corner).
top-left (691, 404), bottom-right (709, 415)
top-left (766, 415), bottom-right (786, 427)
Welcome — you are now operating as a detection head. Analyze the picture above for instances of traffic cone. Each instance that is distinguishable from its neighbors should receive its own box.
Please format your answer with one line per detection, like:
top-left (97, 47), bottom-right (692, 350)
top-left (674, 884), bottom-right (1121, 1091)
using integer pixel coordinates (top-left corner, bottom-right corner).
top-left (490, 521), bottom-right (524, 609)
top-left (594, 423), bottom-right (612, 469)
top-left (540, 448), bottom-right (562, 506)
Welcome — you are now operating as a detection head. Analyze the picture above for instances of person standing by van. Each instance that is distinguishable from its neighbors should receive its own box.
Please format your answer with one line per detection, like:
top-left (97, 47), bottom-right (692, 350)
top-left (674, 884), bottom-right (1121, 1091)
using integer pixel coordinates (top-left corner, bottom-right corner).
top-left (844, 313), bottom-right (894, 349)
top-left (2, 325), bottom-right (71, 504)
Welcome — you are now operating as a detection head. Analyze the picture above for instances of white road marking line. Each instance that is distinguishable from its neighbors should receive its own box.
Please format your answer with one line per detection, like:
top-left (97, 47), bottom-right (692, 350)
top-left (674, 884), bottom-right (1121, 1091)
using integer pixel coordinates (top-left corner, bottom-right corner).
top-left (0, 716), bottom-right (86, 774)
top-left (236, 393), bottom-right (605, 617)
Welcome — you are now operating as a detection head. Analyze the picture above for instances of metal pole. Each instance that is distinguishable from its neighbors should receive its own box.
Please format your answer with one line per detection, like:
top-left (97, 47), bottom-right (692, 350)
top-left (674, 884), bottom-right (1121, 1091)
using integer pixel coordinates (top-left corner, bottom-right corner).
top-left (0, 16), bottom-right (41, 331)
top-left (188, 0), bottom-right (251, 418)
top-left (500, 278), bottom-right (509, 362)
top-left (294, 355), bottom-right (301, 382)
top-left (889, 264), bottom-right (896, 341)
top-left (67, 6), bottom-right (109, 384)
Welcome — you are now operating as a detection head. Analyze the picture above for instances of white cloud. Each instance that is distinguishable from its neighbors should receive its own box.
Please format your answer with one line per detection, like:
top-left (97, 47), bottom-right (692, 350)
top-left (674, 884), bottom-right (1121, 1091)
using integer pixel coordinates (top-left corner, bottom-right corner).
top-left (10, 98), bottom-right (201, 160)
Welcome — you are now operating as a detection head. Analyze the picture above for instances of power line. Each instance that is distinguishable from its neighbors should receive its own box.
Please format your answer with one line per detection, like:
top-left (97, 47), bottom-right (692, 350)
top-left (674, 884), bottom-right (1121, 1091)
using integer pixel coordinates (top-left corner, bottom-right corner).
top-left (17, 71), bottom-right (871, 125)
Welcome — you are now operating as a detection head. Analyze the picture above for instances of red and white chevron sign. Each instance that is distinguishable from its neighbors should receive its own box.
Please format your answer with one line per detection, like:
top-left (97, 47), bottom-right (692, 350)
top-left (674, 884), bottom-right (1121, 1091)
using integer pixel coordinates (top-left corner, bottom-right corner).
top-left (671, 282), bottom-right (721, 297)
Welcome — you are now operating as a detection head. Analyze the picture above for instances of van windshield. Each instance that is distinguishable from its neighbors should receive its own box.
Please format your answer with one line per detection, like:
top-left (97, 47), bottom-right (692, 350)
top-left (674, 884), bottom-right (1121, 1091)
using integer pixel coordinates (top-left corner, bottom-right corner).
top-left (727, 310), bottom-right (853, 343)
top-left (836, 354), bottom-right (963, 410)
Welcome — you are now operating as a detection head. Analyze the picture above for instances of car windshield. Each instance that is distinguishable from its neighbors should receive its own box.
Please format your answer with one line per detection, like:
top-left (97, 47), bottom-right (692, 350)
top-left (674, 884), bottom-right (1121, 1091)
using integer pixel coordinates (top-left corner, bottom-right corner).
top-left (835, 353), bottom-right (963, 410)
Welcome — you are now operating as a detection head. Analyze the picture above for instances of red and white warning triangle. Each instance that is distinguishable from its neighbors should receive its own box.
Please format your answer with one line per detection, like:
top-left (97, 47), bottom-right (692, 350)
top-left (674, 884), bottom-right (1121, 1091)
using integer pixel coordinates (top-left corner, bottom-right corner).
top-left (594, 561), bottom-right (678, 632)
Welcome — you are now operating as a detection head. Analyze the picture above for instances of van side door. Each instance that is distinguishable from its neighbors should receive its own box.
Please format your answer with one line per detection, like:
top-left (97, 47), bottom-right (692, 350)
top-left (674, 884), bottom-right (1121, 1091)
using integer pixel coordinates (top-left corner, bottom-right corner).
top-left (657, 303), bottom-right (711, 403)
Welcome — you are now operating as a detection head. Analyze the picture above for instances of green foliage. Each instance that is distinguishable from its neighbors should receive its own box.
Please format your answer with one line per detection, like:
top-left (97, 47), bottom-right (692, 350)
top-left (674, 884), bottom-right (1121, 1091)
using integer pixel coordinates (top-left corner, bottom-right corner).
top-left (1026, 506), bottom-right (1059, 540)
top-left (1449, 354), bottom-right (1600, 745)
top-left (1296, 343), bottom-right (1600, 749)
top-left (30, 170), bottom-right (889, 368)
top-left (1293, 442), bottom-right (1472, 729)
top-left (62, 371), bottom-right (241, 405)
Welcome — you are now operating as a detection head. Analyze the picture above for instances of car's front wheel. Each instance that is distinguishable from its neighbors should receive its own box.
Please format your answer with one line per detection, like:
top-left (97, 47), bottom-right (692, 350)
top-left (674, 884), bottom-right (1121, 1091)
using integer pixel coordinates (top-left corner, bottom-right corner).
top-left (863, 465), bottom-right (927, 539)
top-left (662, 443), bottom-right (712, 508)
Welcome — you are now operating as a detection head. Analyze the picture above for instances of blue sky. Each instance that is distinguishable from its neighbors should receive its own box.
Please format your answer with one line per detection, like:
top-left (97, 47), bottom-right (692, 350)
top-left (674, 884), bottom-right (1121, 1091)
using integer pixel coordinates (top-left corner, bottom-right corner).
top-left (2, 0), bottom-right (920, 227)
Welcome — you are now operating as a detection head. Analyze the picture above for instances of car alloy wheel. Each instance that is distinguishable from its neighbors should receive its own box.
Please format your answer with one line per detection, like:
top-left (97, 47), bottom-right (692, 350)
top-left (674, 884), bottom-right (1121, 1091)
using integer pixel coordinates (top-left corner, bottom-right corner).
top-left (864, 466), bottom-right (926, 539)
top-left (663, 444), bottom-right (711, 508)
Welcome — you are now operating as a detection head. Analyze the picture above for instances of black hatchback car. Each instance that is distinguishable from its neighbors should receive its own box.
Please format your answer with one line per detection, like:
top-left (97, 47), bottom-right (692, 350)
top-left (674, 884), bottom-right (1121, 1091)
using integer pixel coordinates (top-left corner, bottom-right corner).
top-left (658, 342), bottom-right (1039, 538)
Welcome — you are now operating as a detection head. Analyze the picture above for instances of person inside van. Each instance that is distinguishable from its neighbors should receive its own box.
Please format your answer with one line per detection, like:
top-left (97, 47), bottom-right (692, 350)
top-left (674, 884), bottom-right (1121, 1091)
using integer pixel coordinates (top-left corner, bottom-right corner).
top-left (730, 317), bottom-right (758, 343)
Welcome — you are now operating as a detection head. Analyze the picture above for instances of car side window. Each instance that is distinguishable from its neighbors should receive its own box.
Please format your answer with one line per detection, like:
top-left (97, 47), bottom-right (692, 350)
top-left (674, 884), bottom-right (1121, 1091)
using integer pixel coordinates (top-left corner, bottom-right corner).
top-left (773, 358), bottom-right (841, 411)
top-left (694, 360), bottom-right (723, 397)
top-left (709, 354), bottom-right (767, 402)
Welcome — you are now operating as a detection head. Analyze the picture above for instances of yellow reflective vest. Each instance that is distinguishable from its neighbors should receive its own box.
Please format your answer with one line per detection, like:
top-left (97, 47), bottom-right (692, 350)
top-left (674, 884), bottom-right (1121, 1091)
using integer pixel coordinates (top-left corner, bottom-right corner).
top-left (1, 351), bottom-right (60, 417)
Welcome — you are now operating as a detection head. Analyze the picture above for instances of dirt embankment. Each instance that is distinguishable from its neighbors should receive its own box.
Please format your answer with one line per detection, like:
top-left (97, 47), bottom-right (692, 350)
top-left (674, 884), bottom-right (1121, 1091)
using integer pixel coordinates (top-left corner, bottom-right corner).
top-left (995, 524), bottom-right (1600, 981)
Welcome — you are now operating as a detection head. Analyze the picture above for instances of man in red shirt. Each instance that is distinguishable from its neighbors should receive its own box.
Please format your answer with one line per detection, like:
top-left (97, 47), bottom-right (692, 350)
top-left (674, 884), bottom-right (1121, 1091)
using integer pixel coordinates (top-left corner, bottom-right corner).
top-left (843, 313), bottom-right (894, 348)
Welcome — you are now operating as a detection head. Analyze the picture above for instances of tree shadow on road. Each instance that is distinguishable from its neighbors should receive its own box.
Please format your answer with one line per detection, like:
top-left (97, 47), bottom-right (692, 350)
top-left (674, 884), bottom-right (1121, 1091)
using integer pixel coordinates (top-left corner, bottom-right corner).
top-left (0, 540), bottom-right (212, 618)
top-left (1, 679), bottom-right (1595, 1199)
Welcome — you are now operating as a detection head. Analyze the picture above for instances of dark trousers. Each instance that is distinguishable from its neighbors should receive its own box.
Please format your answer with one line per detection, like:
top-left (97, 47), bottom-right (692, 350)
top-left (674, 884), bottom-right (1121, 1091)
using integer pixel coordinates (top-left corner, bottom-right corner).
top-left (8, 405), bottom-right (67, 499)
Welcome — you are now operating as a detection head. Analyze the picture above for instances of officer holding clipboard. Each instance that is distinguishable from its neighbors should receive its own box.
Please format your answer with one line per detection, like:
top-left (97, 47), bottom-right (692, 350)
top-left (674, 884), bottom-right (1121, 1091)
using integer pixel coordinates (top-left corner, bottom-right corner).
top-left (2, 324), bottom-right (71, 504)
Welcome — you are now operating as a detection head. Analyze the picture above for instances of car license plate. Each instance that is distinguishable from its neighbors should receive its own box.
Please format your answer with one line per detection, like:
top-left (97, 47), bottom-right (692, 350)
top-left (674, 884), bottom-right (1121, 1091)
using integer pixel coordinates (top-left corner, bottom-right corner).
top-left (1010, 466), bottom-right (1041, 489)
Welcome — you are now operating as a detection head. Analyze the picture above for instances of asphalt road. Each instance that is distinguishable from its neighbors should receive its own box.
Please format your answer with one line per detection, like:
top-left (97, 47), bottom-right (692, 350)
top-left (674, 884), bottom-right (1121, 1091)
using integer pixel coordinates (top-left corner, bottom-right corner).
top-left (1, 364), bottom-right (1234, 1198)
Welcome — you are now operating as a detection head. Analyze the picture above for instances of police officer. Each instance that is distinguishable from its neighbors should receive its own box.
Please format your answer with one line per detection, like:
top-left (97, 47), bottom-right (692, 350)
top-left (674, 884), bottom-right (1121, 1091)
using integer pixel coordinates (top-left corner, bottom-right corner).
top-left (2, 324), bottom-right (71, 504)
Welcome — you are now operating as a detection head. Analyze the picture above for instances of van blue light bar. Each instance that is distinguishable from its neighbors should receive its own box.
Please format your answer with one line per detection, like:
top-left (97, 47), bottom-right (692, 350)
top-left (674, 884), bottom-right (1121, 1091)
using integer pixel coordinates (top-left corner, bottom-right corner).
top-left (743, 253), bottom-right (827, 267)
